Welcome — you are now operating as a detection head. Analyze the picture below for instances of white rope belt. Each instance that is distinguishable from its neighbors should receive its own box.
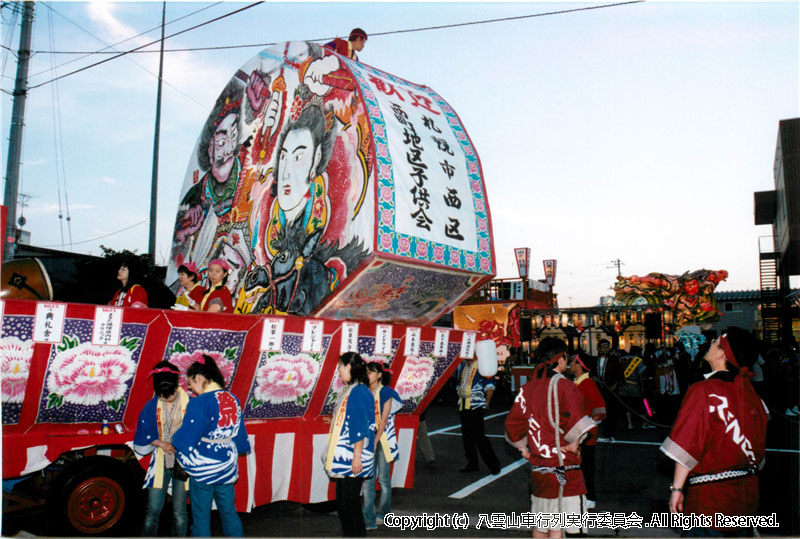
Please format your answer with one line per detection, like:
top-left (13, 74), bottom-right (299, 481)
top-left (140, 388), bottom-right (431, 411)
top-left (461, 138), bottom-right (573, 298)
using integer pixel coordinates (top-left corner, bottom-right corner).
top-left (530, 464), bottom-right (582, 486)
top-left (688, 466), bottom-right (756, 486)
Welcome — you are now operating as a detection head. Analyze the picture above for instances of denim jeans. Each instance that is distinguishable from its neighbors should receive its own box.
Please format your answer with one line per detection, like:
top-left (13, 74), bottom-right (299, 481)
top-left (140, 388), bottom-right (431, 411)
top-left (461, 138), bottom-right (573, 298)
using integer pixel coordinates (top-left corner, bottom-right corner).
top-left (142, 466), bottom-right (188, 536)
top-left (189, 480), bottom-right (243, 537)
top-left (362, 452), bottom-right (391, 528)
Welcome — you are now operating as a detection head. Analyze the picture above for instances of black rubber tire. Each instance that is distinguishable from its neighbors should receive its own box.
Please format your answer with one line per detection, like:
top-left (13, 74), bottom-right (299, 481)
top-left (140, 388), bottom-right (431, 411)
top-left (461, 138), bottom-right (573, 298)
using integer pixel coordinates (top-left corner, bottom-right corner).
top-left (46, 456), bottom-right (144, 536)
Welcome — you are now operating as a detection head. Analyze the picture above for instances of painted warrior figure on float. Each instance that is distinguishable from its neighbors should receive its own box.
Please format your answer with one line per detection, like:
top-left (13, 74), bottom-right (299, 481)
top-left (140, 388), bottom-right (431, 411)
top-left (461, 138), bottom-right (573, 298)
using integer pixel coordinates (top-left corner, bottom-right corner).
top-left (168, 42), bottom-right (373, 316)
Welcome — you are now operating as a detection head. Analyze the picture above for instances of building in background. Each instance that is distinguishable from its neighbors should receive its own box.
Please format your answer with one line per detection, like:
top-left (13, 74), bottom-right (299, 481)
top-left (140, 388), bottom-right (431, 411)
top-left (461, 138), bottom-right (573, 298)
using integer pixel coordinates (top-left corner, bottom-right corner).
top-left (754, 118), bottom-right (800, 344)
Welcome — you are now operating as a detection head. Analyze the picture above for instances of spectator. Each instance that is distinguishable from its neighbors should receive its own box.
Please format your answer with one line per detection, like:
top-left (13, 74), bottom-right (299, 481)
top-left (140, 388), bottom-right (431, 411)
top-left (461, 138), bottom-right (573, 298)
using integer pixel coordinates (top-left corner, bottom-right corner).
top-left (456, 354), bottom-right (501, 475)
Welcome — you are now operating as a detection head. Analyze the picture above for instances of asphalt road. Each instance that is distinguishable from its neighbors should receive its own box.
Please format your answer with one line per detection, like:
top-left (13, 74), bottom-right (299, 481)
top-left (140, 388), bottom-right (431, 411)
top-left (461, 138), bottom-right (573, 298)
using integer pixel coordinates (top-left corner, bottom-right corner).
top-left (4, 395), bottom-right (798, 537)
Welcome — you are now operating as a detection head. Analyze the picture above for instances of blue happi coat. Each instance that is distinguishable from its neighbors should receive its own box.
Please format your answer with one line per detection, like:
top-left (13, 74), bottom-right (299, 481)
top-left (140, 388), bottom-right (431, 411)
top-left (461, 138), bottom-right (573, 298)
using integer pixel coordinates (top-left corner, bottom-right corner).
top-left (172, 387), bottom-right (250, 485)
top-left (328, 383), bottom-right (376, 478)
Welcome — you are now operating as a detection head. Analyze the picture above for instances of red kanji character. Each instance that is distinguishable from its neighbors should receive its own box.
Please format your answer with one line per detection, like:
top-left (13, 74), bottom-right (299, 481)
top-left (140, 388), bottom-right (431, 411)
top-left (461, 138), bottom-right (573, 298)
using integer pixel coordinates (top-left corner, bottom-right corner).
top-left (216, 392), bottom-right (238, 429)
top-left (369, 76), bottom-right (405, 101)
top-left (408, 91), bottom-right (440, 115)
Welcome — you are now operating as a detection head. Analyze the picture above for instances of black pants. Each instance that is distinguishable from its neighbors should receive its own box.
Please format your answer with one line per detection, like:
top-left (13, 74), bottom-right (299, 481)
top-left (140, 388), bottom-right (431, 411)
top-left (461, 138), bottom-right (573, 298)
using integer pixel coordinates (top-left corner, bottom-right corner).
top-left (459, 408), bottom-right (500, 471)
top-left (335, 477), bottom-right (365, 537)
top-left (580, 443), bottom-right (596, 501)
top-left (599, 387), bottom-right (618, 438)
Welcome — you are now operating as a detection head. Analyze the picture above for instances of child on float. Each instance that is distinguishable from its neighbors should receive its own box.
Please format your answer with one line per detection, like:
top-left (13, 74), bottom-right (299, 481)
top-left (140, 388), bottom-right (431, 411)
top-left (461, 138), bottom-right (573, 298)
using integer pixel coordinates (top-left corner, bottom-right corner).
top-left (133, 361), bottom-right (190, 536)
top-left (324, 352), bottom-right (376, 536)
top-left (362, 362), bottom-right (403, 530)
top-left (173, 262), bottom-right (206, 310)
top-left (172, 354), bottom-right (250, 537)
top-left (199, 259), bottom-right (233, 313)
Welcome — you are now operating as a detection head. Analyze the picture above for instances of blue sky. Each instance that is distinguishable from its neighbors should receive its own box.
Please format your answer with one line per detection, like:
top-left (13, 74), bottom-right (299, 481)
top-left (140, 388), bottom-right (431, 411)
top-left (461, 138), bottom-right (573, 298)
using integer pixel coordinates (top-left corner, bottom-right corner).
top-left (2, 1), bottom-right (798, 307)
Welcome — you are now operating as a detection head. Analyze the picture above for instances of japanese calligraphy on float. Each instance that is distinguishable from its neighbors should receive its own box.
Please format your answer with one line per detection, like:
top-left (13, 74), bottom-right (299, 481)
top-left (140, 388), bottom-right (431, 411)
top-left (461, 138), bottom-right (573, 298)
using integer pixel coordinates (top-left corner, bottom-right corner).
top-left (168, 41), bottom-right (494, 325)
top-left (613, 269), bottom-right (728, 327)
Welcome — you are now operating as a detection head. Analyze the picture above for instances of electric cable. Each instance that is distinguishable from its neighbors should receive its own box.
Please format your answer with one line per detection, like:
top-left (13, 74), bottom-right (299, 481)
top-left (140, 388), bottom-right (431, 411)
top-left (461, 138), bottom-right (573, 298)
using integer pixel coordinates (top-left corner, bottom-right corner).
top-left (28, 1), bottom-right (265, 90)
top-left (29, 1), bottom-right (222, 78)
top-left (40, 220), bottom-right (147, 248)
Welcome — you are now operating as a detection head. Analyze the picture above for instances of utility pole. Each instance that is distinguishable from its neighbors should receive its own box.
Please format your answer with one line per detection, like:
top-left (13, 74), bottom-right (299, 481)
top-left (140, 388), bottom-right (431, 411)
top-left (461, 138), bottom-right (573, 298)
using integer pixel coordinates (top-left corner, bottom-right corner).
top-left (609, 258), bottom-right (624, 277)
top-left (148, 1), bottom-right (166, 263)
top-left (3, 1), bottom-right (35, 261)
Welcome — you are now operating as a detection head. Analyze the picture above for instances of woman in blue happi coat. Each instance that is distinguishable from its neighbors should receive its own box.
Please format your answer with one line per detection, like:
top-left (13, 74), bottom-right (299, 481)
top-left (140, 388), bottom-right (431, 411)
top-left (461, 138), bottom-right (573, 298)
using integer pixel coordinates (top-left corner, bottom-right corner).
top-left (362, 362), bottom-right (403, 530)
top-left (172, 355), bottom-right (250, 537)
top-left (324, 352), bottom-right (376, 536)
top-left (134, 361), bottom-right (190, 536)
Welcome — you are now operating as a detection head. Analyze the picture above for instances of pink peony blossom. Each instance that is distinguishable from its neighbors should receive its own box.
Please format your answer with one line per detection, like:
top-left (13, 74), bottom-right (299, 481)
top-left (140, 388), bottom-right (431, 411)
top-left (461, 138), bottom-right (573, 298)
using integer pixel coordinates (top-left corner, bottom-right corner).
top-left (46, 343), bottom-right (135, 406)
top-left (416, 241), bottom-right (428, 258)
top-left (1, 337), bottom-right (33, 404)
top-left (480, 257), bottom-right (490, 271)
top-left (380, 164), bottom-right (391, 180)
top-left (253, 353), bottom-right (319, 404)
top-left (433, 246), bottom-right (444, 262)
top-left (450, 250), bottom-right (461, 265)
top-left (475, 199), bottom-right (485, 212)
top-left (380, 233), bottom-right (393, 250)
top-left (381, 187), bottom-right (393, 202)
top-left (479, 238), bottom-right (489, 253)
top-left (465, 254), bottom-right (476, 269)
top-left (478, 219), bottom-right (487, 232)
top-left (394, 355), bottom-right (435, 400)
top-left (170, 349), bottom-right (235, 393)
top-left (381, 210), bottom-right (393, 227)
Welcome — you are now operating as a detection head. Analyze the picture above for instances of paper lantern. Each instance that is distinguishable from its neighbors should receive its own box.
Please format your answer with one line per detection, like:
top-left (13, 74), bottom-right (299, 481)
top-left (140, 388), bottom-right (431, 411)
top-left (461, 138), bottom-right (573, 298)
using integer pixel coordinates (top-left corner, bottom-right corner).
top-left (475, 339), bottom-right (498, 377)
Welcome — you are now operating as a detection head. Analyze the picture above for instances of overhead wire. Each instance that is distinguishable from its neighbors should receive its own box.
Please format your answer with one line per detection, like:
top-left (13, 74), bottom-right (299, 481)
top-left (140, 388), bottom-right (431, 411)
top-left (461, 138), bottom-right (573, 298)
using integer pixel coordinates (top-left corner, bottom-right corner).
top-left (46, 5), bottom-right (66, 248)
top-left (28, 0), bottom-right (265, 90)
top-left (40, 220), bottom-right (147, 248)
top-left (27, 1), bottom-right (644, 58)
top-left (29, 1), bottom-right (223, 78)
top-left (0, 2), bottom-right (20, 86)
top-left (29, 2), bottom-right (214, 110)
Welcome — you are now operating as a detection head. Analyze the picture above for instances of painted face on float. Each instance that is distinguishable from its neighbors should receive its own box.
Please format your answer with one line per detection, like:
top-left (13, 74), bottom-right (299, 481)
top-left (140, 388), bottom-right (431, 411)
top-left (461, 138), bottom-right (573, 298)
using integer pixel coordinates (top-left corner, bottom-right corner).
top-left (683, 279), bottom-right (699, 296)
top-left (278, 128), bottom-right (320, 218)
top-left (209, 113), bottom-right (238, 183)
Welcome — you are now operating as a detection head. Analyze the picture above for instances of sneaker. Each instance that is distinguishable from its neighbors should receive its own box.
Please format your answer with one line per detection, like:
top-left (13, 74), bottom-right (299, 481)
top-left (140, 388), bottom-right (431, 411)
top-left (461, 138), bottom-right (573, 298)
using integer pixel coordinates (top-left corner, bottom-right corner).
top-left (585, 499), bottom-right (597, 510)
top-left (786, 408), bottom-right (798, 417)
top-left (627, 424), bottom-right (634, 430)
top-left (377, 516), bottom-right (384, 526)
top-left (793, 405), bottom-right (800, 414)
top-left (642, 423), bottom-right (656, 429)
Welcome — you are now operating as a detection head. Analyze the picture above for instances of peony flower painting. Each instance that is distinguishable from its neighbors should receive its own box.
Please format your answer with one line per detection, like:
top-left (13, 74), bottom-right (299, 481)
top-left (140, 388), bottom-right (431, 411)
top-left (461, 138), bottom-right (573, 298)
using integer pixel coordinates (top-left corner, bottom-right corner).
top-left (251, 353), bottom-right (319, 405)
top-left (45, 335), bottom-right (139, 411)
top-left (167, 343), bottom-right (237, 394)
top-left (395, 354), bottom-right (436, 402)
top-left (1, 336), bottom-right (33, 404)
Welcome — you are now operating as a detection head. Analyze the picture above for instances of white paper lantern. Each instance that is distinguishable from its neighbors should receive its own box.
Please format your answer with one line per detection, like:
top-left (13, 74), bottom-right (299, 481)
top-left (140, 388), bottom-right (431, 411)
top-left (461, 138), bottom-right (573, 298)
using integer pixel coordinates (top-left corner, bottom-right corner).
top-left (475, 339), bottom-right (498, 377)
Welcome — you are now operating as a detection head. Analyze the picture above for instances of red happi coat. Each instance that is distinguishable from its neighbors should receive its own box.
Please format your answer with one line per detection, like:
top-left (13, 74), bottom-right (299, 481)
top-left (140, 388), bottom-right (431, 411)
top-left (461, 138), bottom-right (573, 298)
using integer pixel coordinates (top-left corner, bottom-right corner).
top-left (200, 285), bottom-right (233, 313)
top-left (661, 372), bottom-right (768, 525)
top-left (575, 373), bottom-right (606, 447)
top-left (505, 371), bottom-right (595, 498)
top-left (110, 284), bottom-right (148, 308)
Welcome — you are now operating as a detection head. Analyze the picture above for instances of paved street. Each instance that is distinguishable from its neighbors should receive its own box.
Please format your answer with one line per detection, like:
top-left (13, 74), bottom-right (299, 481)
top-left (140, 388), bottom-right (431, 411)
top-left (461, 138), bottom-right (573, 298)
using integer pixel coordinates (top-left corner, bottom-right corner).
top-left (4, 397), bottom-right (798, 537)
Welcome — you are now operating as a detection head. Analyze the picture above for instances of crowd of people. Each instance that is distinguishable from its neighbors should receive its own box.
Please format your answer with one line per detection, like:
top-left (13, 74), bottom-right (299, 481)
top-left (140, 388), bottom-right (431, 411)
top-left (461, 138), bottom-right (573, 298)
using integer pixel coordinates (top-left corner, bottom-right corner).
top-left (500, 327), bottom-right (797, 538)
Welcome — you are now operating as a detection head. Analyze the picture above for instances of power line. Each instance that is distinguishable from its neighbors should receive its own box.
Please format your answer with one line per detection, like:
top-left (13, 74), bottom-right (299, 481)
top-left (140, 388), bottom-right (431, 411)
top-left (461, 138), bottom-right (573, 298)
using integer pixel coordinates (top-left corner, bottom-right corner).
top-left (27, 1), bottom-right (644, 56)
top-left (28, 1), bottom-right (223, 79)
top-left (28, 0), bottom-right (265, 90)
top-left (40, 220), bottom-right (147, 248)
